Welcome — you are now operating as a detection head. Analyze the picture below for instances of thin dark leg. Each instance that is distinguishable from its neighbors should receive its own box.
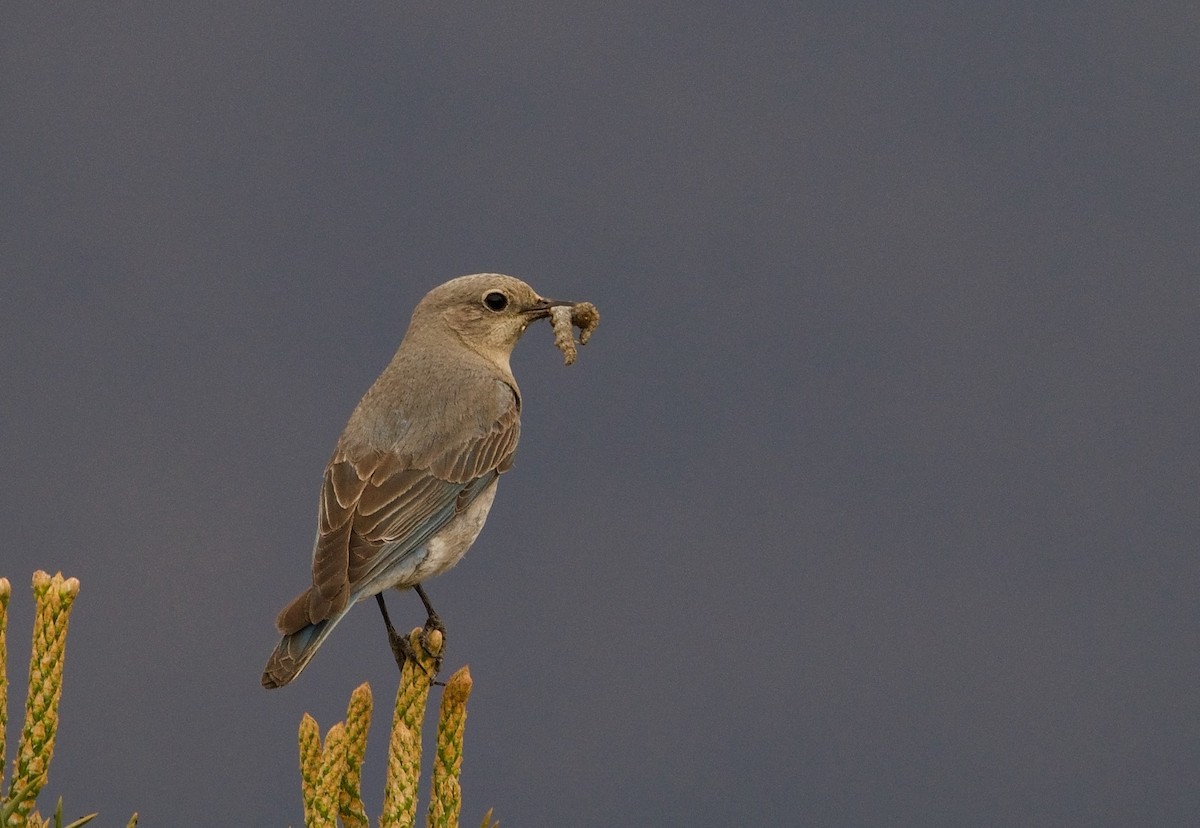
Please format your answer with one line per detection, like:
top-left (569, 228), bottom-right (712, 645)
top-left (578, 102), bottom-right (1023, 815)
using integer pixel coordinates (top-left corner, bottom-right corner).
top-left (413, 583), bottom-right (445, 678)
top-left (413, 583), bottom-right (445, 632)
top-left (376, 592), bottom-right (415, 670)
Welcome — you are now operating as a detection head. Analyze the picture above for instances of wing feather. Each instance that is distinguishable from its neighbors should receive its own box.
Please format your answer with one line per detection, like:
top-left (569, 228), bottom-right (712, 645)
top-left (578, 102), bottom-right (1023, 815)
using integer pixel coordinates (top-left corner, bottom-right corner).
top-left (430, 400), bottom-right (521, 481)
top-left (303, 384), bottom-right (521, 623)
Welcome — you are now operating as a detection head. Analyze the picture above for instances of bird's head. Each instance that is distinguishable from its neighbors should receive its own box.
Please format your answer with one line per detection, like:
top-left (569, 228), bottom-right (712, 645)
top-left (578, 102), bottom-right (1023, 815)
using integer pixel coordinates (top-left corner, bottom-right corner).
top-left (409, 273), bottom-right (572, 372)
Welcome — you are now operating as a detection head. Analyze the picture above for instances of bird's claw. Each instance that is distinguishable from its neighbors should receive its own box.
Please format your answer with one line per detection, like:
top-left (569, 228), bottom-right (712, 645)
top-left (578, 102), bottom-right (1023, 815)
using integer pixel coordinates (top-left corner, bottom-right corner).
top-left (378, 588), bottom-right (445, 681)
top-left (419, 614), bottom-right (446, 676)
top-left (386, 624), bottom-right (417, 670)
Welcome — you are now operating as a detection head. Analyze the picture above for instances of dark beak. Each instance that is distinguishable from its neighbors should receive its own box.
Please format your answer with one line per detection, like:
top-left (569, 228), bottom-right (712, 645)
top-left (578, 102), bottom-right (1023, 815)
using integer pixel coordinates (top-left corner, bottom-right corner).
top-left (524, 297), bottom-right (574, 320)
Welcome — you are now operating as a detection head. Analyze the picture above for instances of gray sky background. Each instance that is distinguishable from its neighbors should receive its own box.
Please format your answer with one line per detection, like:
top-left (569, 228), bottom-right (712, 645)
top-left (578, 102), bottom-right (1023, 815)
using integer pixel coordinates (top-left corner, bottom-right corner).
top-left (2, 3), bottom-right (1197, 826)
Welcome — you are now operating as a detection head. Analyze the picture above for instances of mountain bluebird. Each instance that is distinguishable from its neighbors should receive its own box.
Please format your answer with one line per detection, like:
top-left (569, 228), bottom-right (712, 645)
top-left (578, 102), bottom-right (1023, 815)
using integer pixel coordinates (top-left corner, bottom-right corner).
top-left (262, 274), bottom-right (577, 688)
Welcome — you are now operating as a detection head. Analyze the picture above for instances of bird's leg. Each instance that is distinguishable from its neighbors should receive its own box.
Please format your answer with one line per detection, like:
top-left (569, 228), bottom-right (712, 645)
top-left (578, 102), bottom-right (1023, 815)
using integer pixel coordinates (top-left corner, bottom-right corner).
top-left (413, 583), bottom-right (445, 674)
top-left (414, 582), bottom-right (445, 634)
top-left (376, 592), bottom-right (416, 671)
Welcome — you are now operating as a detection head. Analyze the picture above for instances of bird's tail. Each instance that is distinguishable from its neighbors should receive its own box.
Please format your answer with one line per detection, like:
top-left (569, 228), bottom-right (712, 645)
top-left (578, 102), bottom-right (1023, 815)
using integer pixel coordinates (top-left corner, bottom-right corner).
top-left (261, 616), bottom-right (340, 689)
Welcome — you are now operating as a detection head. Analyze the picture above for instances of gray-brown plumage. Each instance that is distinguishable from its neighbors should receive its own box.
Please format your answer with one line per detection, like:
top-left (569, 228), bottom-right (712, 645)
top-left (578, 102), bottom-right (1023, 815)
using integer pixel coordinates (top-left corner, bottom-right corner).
top-left (262, 274), bottom-right (573, 688)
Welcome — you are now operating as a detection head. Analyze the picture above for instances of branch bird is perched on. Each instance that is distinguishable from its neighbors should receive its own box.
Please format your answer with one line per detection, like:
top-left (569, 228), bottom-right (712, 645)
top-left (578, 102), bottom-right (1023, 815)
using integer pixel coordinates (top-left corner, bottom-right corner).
top-left (262, 274), bottom-right (577, 689)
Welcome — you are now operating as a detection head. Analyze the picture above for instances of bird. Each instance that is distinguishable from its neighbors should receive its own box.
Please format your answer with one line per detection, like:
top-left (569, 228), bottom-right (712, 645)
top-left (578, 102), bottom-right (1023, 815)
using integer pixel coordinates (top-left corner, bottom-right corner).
top-left (262, 273), bottom-right (574, 689)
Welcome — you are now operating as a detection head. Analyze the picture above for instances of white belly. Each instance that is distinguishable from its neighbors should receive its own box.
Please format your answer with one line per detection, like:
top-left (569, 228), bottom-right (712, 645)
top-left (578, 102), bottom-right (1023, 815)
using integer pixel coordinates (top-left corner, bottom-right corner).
top-left (411, 478), bottom-right (498, 581)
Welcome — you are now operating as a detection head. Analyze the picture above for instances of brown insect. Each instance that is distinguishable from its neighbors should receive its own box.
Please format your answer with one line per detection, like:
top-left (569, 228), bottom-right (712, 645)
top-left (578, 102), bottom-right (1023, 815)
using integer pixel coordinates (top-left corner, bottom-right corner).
top-left (548, 301), bottom-right (600, 365)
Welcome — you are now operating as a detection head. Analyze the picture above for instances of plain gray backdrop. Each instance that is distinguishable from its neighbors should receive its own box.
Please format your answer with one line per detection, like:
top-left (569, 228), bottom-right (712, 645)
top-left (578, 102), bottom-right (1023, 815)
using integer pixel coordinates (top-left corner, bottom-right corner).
top-left (2, 3), bottom-right (1197, 826)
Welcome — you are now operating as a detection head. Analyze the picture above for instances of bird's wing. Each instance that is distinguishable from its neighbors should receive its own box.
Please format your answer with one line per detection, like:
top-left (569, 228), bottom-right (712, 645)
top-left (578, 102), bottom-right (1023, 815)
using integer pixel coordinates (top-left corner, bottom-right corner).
top-left (305, 389), bottom-right (521, 623)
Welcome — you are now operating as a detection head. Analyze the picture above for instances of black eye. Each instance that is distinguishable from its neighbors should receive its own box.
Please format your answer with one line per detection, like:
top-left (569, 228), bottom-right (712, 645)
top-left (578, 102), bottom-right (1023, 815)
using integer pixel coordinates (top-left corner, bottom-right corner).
top-left (483, 291), bottom-right (508, 311)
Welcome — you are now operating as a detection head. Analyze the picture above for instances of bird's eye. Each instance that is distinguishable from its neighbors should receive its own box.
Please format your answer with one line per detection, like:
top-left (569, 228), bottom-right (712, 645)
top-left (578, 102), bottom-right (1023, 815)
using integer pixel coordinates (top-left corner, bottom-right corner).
top-left (483, 291), bottom-right (509, 311)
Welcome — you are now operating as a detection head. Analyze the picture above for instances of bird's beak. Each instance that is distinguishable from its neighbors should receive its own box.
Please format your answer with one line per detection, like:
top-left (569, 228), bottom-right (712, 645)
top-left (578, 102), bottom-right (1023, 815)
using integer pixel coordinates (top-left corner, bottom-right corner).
top-left (523, 297), bottom-right (574, 320)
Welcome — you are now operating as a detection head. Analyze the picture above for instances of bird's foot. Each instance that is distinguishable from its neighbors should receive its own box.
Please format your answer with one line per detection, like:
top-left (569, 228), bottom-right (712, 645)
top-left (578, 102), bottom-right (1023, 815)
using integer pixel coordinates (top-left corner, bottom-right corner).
top-left (419, 613), bottom-right (446, 678)
top-left (386, 623), bottom-right (418, 670)
top-left (412, 583), bottom-right (446, 679)
top-left (377, 592), bottom-right (439, 679)
top-left (386, 625), bottom-right (445, 684)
